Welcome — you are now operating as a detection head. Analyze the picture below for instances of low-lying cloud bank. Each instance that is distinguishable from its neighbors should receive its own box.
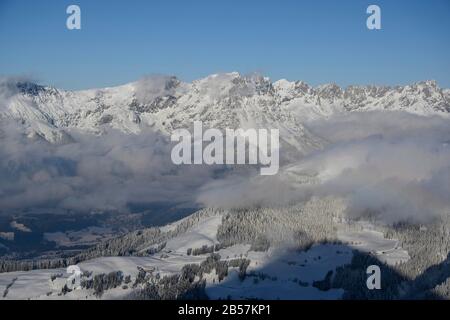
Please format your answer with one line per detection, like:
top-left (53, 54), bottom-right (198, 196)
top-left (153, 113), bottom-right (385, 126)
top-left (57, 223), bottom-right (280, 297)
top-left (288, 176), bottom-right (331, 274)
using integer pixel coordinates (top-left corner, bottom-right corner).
top-left (1, 97), bottom-right (449, 225)
top-left (197, 112), bottom-right (450, 224)
top-left (0, 123), bottom-right (219, 213)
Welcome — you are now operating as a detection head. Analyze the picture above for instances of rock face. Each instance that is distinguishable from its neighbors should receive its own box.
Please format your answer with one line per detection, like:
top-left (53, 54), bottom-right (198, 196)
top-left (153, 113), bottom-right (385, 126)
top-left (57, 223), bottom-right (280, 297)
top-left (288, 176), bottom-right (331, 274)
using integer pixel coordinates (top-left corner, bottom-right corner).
top-left (1, 73), bottom-right (449, 145)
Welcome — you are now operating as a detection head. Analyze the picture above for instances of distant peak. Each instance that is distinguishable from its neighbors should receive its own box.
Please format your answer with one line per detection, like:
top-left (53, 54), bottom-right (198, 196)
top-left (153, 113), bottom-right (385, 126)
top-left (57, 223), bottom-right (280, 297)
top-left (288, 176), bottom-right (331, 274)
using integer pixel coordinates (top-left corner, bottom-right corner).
top-left (415, 80), bottom-right (438, 88)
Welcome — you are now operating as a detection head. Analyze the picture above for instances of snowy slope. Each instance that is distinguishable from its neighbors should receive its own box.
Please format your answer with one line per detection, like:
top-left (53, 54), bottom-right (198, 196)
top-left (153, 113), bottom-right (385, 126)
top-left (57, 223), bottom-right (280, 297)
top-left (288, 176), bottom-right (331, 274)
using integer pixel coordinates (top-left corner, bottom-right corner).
top-left (0, 204), bottom-right (411, 300)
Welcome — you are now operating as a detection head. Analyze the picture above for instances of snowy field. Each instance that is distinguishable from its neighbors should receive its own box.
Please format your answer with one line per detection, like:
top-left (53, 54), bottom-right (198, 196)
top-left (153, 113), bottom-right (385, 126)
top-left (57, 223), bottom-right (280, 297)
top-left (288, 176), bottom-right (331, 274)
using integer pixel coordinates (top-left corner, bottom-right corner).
top-left (337, 227), bottom-right (410, 265)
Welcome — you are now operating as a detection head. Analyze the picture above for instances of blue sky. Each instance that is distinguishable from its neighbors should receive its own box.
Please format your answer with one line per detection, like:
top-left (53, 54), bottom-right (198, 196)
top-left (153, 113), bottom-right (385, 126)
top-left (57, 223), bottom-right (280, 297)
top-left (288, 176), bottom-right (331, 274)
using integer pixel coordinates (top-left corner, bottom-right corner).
top-left (0, 0), bottom-right (449, 90)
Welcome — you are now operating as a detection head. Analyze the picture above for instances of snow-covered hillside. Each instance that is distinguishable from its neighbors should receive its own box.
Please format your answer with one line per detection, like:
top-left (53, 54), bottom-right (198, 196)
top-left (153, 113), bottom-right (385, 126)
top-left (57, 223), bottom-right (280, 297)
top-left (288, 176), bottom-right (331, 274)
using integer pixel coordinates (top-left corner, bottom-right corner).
top-left (0, 199), bottom-right (427, 300)
top-left (0, 195), bottom-right (449, 300)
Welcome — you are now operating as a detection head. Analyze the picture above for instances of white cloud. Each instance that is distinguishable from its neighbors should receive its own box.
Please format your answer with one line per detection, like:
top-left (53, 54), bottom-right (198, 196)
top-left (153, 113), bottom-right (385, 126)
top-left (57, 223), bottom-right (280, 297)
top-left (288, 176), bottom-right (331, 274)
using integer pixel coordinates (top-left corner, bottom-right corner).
top-left (197, 111), bottom-right (450, 224)
top-left (0, 122), bottom-right (218, 213)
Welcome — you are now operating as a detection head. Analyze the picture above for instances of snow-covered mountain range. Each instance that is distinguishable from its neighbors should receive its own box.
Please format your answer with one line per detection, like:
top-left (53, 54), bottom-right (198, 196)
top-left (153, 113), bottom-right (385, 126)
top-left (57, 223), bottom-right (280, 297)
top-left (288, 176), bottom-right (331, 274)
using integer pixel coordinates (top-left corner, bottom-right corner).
top-left (1, 73), bottom-right (449, 147)
top-left (1, 73), bottom-right (450, 300)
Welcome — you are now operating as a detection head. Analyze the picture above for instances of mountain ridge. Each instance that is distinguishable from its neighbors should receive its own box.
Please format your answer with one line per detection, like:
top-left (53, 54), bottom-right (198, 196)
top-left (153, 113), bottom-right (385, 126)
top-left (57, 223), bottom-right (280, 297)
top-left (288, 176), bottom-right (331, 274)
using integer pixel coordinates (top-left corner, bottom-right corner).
top-left (1, 73), bottom-right (449, 145)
